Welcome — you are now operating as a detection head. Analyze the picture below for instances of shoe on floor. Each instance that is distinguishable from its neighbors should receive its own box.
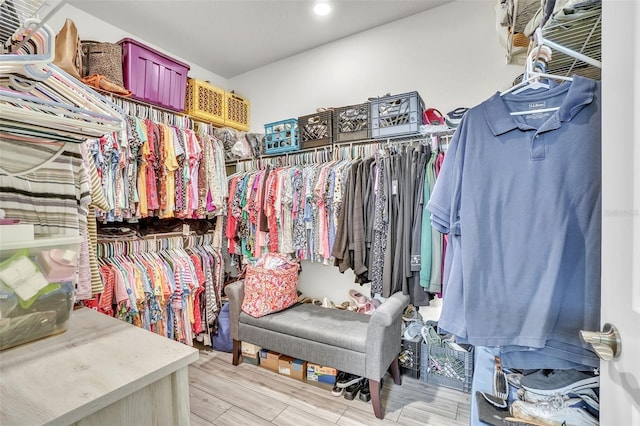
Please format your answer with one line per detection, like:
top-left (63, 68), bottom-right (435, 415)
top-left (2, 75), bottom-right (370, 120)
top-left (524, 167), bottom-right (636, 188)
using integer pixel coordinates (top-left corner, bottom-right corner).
top-left (510, 398), bottom-right (599, 426)
top-left (331, 371), bottom-right (349, 396)
top-left (335, 373), bottom-right (361, 388)
top-left (343, 377), bottom-right (364, 401)
top-left (520, 369), bottom-right (599, 395)
top-left (358, 379), bottom-right (371, 402)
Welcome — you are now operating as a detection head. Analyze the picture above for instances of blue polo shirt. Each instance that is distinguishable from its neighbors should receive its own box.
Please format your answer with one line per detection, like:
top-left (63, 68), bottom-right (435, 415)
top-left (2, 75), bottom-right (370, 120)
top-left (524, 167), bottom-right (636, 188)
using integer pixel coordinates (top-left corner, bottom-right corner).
top-left (427, 76), bottom-right (601, 351)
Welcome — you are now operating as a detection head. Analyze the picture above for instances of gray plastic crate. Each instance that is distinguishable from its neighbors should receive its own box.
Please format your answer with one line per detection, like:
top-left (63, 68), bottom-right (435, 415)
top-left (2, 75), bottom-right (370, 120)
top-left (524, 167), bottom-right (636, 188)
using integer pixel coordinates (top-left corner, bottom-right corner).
top-left (370, 91), bottom-right (425, 138)
top-left (420, 342), bottom-right (473, 393)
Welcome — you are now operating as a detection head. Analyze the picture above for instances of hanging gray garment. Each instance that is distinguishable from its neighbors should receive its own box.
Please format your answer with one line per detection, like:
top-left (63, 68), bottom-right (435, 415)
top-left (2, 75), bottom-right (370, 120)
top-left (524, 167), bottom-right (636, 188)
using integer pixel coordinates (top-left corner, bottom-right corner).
top-left (389, 153), bottom-right (404, 295)
top-left (403, 147), bottom-right (416, 280)
top-left (365, 159), bottom-right (377, 274)
top-left (352, 160), bottom-right (368, 276)
top-left (331, 162), bottom-right (351, 273)
top-left (408, 146), bottom-right (433, 306)
top-left (411, 146), bottom-right (430, 272)
top-left (360, 157), bottom-right (374, 281)
top-left (346, 160), bottom-right (360, 271)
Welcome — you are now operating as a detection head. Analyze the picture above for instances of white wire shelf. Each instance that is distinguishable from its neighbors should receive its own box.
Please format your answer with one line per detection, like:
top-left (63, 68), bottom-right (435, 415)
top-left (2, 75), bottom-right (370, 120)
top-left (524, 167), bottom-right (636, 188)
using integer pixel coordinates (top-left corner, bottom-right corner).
top-left (541, 1), bottom-right (602, 80)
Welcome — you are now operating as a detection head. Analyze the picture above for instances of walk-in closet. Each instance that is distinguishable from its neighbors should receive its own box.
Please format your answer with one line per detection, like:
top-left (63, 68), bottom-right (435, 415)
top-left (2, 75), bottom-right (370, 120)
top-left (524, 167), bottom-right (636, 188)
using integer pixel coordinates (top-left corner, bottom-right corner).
top-left (0, 0), bottom-right (637, 425)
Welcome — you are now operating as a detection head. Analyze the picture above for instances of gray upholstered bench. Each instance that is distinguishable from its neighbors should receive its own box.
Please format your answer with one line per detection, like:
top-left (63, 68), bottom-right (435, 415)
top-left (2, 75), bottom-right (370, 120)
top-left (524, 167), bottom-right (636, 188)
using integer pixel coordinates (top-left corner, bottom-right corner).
top-left (225, 280), bottom-right (409, 419)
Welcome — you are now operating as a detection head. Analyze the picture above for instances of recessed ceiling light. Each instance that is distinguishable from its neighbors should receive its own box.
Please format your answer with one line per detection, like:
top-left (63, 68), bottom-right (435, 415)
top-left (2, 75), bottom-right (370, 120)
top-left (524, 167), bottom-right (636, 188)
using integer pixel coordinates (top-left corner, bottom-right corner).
top-left (313, 1), bottom-right (331, 16)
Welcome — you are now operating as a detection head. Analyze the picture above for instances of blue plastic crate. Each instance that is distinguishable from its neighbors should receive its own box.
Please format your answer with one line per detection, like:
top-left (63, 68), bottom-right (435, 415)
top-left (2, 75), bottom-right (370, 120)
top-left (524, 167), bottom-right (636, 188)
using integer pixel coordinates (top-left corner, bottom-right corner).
top-left (264, 118), bottom-right (300, 154)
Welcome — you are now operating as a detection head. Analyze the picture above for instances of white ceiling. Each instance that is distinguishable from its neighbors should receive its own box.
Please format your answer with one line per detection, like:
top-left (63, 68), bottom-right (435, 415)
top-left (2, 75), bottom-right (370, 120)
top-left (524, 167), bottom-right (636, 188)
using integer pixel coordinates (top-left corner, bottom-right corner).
top-left (67, 0), bottom-right (451, 79)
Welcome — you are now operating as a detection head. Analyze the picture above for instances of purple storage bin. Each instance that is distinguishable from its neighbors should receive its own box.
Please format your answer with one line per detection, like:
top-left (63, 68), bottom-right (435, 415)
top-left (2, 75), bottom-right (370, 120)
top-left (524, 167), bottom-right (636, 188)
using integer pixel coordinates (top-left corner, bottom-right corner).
top-left (118, 38), bottom-right (190, 112)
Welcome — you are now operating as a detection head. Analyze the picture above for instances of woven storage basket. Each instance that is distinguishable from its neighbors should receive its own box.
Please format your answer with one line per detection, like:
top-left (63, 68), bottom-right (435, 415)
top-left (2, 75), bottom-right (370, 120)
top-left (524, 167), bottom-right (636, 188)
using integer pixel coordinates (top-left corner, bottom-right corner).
top-left (81, 40), bottom-right (124, 87)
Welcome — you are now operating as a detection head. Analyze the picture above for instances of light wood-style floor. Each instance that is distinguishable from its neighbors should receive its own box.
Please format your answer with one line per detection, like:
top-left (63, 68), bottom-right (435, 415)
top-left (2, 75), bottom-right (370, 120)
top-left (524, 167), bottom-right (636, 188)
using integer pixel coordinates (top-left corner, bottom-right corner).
top-left (189, 348), bottom-right (471, 426)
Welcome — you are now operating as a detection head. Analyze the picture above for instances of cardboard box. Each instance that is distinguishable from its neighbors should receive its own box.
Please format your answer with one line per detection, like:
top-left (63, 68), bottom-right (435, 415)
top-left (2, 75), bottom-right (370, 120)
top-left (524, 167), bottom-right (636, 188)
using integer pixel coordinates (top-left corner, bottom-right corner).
top-left (258, 350), bottom-right (281, 372)
top-left (242, 355), bottom-right (260, 366)
top-left (306, 363), bottom-right (338, 385)
top-left (278, 356), bottom-right (307, 381)
top-left (241, 342), bottom-right (261, 359)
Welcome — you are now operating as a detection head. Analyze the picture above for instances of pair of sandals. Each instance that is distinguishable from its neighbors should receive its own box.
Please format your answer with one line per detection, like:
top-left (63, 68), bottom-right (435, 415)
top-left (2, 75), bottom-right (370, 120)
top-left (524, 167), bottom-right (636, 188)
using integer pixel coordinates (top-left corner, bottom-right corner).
top-left (348, 290), bottom-right (381, 315)
top-left (331, 373), bottom-right (371, 402)
top-left (299, 296), bottom-right (354, 310)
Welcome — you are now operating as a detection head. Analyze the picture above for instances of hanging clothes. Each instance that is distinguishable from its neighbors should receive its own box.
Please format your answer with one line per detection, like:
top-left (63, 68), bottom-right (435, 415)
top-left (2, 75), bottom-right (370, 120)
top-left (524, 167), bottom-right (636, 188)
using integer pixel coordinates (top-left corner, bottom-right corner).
top-left (87, 114), bottom-right (227, 222)
top-left (96, 234), bottom-right (224, 346)
top-left (226, 140), bottom-right (446, 303)
top-left (427, 76), bottom-right (601, 369)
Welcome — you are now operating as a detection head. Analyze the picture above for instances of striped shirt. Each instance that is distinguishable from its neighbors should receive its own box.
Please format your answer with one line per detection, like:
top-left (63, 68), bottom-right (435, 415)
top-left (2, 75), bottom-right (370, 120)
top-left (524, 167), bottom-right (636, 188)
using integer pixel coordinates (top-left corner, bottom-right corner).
top-left (0, 139), bottom-right (90, 238)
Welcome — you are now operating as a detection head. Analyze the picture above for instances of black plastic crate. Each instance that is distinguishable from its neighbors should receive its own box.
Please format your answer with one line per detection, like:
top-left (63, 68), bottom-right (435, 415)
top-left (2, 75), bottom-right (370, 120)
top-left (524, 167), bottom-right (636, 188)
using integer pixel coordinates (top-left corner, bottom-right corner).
top-left (333, 102), bottom-right (371, 143)
top-left (370, 91), bottom-right (425, 138)
top-left (400, 338), bottom-right (421, 370)
top-left (400, 366), bottom-right (420, 379)
top-left (298, 110), bottom-right (333, 149)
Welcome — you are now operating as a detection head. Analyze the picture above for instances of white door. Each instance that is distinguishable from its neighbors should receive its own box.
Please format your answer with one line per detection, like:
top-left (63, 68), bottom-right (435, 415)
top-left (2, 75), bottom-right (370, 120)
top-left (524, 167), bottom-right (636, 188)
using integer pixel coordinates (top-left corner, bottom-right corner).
top-left (599, 1), bottom-right (640, 425)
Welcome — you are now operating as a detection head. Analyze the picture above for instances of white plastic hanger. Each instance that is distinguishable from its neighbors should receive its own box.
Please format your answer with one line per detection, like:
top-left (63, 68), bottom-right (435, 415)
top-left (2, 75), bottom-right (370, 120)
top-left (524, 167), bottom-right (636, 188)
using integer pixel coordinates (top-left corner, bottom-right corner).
top-left (0, 20), bottom-right (125, 141)
top-left (501, 29), bottom-right (576, 116)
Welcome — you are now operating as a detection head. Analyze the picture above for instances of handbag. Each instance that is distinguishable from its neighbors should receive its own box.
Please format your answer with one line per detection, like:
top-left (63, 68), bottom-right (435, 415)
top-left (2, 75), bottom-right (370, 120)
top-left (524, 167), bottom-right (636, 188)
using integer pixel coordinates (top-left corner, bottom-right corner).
top-left (53, 19), bottom-right (83, 80)
top-left (211, 303), bottom-right (233, 352)
top-left (241, 254), bottom-right (300, 318)
top-left (81, 40), bottom-right (124, 88)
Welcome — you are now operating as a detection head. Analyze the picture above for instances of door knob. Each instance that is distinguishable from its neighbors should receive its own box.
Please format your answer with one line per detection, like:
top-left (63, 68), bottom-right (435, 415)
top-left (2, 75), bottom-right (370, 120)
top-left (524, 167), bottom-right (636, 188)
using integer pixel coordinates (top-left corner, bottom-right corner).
top-left (579, 323), bottom-right (621, 361)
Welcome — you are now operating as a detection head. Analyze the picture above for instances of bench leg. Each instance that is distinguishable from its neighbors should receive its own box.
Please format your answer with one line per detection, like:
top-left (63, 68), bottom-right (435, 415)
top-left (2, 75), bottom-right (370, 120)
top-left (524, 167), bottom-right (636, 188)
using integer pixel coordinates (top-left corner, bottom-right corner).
top-left (390, 357), bottom-right (401, 385)
top-left (232, 339), bottom-right (241, 366)
top-left (370, 379), bottom-right (383, 419)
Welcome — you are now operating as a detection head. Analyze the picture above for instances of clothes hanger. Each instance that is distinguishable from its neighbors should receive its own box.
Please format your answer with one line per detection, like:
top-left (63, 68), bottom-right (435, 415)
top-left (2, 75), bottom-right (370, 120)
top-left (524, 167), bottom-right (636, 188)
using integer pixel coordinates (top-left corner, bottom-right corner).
top-left (499, 29), bottom-right (580, 117)
top-left (501, 28), bottom-right (573, 97)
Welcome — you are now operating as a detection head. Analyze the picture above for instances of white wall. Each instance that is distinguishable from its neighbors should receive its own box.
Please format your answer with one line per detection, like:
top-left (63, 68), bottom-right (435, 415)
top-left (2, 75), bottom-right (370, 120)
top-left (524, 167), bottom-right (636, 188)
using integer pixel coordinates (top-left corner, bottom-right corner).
top-left (229, 0), bottom-right (521, 133)
top-left (228, 0), bottom-right (521, 316)
top-left (46, 3), bottom-right (228, 87)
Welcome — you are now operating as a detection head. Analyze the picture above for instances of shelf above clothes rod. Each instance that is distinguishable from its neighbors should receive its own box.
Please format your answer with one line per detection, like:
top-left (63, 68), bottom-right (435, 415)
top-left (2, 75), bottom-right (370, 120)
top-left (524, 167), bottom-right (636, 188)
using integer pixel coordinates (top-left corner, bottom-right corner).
top-left (539, 1), bottom-right (602, 79)
top-left (229, 129), bottom-right (457, 172)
